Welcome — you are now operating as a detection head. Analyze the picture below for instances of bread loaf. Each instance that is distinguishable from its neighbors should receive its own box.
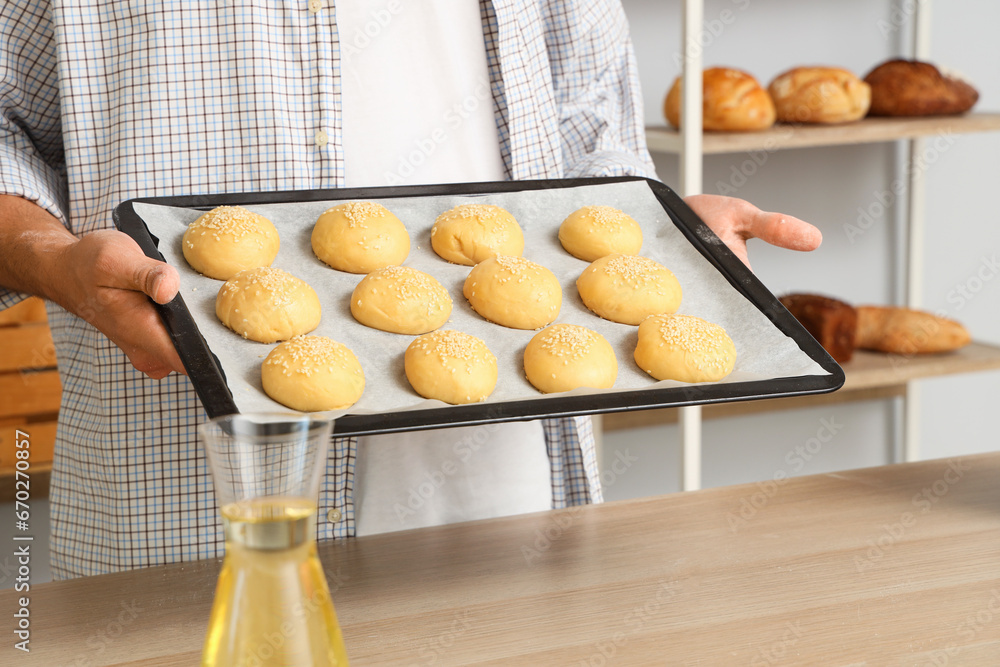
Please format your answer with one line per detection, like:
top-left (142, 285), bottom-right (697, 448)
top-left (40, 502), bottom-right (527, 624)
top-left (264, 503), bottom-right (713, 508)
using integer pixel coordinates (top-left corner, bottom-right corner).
top-left (664, 67), bottom-right (776, 132)
top-left (855, 306), bottom-right (970, 354)
top-left (768, 67), bottom-right (871, 124)
top-left (864, 59), bottom-right (979, 117)
top-left (779, 294), bottom-right (857, 363)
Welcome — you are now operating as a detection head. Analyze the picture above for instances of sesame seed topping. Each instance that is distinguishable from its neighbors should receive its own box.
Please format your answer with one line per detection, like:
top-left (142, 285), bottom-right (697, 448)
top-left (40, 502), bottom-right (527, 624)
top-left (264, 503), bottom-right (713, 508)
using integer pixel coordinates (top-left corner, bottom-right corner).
top-left (264, 335), bottom-right (357, 377)
top-left (189, 206), bottom-right (271, 239)
top-left (601, 254), bottom-right (666, 284)
top-left (410, 329), bottom-right (490, 366)
top-left (332, 201), bottom-right (389, 228)
top-left (221, 267), bottom-right (306, 308)
top-left (537, 324), bottom-right (600, 361)
top-left (583, 205), bottom-right (630, 229)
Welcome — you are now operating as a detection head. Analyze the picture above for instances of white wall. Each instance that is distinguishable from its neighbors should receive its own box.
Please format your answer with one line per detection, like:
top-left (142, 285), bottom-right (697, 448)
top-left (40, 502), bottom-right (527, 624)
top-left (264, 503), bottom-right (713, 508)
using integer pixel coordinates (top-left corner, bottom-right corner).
top-left (602, 0), bottom-right (1000, 500)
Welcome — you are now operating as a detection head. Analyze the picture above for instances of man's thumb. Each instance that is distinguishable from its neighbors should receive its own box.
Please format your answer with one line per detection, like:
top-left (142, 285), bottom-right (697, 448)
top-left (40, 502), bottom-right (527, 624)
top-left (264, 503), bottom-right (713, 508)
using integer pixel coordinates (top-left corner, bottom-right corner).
top-left (133, 260), bottom-right (180, 305)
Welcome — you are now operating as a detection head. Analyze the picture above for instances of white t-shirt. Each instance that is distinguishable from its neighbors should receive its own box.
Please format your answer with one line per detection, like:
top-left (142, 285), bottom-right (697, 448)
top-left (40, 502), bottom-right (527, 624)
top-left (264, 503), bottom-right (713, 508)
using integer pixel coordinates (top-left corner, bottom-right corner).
top-left (337, 1), bottom-right (551, 536)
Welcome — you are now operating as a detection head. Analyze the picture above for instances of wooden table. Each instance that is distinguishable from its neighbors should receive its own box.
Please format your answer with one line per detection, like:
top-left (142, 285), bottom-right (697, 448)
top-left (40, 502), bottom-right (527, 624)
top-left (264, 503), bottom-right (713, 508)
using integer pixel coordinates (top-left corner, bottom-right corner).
top-left (5, 453), bottom-right (1000, 665)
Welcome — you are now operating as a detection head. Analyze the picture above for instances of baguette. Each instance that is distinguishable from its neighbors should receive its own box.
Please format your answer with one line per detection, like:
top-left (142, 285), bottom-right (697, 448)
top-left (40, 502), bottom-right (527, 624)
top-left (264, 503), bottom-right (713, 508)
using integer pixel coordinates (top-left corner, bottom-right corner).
top-left (855, 306), bottom-right (970, 354)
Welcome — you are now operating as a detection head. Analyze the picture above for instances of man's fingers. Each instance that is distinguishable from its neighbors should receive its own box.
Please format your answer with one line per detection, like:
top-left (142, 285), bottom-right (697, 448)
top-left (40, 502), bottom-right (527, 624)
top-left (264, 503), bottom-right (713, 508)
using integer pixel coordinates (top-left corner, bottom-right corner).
top-left (745, 210), bottom-right (823, 252)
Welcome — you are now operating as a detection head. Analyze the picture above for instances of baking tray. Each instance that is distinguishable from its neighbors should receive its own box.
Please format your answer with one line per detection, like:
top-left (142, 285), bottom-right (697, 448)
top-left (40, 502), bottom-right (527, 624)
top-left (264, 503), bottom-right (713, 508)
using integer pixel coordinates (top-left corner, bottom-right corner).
top-left (114, 177), bottom-right (844, 435)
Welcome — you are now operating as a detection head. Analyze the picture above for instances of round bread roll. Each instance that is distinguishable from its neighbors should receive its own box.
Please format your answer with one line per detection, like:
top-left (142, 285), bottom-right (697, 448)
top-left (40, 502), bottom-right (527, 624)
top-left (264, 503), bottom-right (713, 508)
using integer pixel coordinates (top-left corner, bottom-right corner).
top-left (216, 267), bottom-right (321, 343)
top-left (864, 59), bottom-right (979, 117)
top-left (262, 335), bottom-right (365, 411)
top-left (576, 254), bottom-right (682, 325)
top-left (558, 205), bottom-right (643, 262)
top-left (768, 67), bottom-right (871, 124)
top-left (524, 324), bottom-right (617, 394)
top-left (634, 314), bottom-right (736, 383)
top-left (463, 255), bottom-right (562, 330)
top-left (405, 330), bottom-right (498, 404)
top-left (351, 266), bottom-right (452, 335)
top-left (311, 201), bottom-right (410, 274)
top-left (664, 67), bottom-right (776, 132)
top-left (182, 206), bottom-right (280, 280)
top-left (431, 203), bottom-right (524, 266)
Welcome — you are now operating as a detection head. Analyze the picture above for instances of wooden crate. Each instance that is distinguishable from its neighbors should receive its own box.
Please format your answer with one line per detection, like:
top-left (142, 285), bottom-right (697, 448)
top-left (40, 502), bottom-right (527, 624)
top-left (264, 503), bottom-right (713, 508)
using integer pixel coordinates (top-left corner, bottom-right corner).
top-left (0, 297), bottom-right (60, 501)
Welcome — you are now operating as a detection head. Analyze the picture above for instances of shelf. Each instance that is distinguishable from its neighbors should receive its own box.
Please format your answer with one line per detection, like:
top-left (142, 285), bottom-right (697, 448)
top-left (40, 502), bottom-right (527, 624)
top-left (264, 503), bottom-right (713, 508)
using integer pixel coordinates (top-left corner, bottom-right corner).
top-left (601, 341), bottom-right (1000, 431)
top-left (645, 112), bottom-right (1000, 155)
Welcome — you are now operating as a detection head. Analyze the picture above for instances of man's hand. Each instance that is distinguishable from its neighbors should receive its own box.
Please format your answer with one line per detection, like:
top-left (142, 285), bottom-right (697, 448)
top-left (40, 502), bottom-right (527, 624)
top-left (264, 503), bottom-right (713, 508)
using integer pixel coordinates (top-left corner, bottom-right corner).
top-left (0, 195), bottom-right (185, 379)
top-left (684, 194), bottom-right (822, 270)
top-left (55, 230), bottom-right (185, 379)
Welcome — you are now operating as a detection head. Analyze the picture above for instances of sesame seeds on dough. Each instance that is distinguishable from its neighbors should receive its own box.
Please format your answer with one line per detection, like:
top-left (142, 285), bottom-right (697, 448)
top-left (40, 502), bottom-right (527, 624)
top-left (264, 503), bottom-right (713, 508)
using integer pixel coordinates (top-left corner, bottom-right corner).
top-left (351, 266), bottom-right (453, 334)
top-left (431, 203), bottom-right (524, 265)
top-left (183, 206), bottom-right (280, 280)
top-left (601, 254), bottom-right (664, 285)
top-left (262, 335), bottom-right (365, 411)
top-left (312, 201), bottom-right (409, 273)
top-left (404, 330), bottom-right (497, 404)
top-left (537, 324), bottom-right (599, 362)
top-left (188, 206), bottom-right (269, 240)
top-left (634, 314), bottom-right (736, 383)
top-left (583, 205), bottom-right (629, 230)
top-left (337, 201), bottom-right (388, 228)
top-left (524, 324), bottom-right (617, 393)
top-left (264, 335), bottom-right (359, 378)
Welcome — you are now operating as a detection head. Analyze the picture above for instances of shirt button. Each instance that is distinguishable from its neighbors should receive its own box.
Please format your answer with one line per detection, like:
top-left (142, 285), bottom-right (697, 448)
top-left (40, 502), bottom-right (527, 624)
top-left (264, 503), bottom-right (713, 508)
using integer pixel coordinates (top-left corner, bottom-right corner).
top-left (315, 129), bottom-right (329, 147)
top-left (308, 0), bottom-right (324, 13)
top-left (327, 508), bottom-right (342, 523)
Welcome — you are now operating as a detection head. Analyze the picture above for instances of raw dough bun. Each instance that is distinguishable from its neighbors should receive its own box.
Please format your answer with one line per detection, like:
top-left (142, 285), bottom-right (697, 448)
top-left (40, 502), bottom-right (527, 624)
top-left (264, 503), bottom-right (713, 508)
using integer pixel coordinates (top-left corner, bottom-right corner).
top-left (404, 329), bottom-right (498, 404)
top-left (182, 206), bottom-right (280, 280)
top-left (463, 255), bottom-right (562, 330)
top-left (524, 324), bottom-right (617, 394)
top-left (262, 335), bottom-right (365, 411)
top-left (558, 205), bottom-right (643, 262)
top-left (576, 254), bottom-right (682, 325)
top-left (311, 201), bottom-right (410, 274)
top-left (664, 67), bottom-right (776, 131)
top-left (634, 314), bottom-right (736, 383)
top-left (216, 267), bottom-right (321, 343)
top-left (350, 266), bottom-right (452, 335)
top-left (431, 203), bottom-right (524, 266)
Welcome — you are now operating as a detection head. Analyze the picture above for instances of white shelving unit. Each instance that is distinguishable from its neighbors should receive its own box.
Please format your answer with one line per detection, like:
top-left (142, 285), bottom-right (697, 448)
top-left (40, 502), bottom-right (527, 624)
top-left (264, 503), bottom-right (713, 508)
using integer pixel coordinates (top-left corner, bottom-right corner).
top-left (643, 0), bottom-right (1000, 491)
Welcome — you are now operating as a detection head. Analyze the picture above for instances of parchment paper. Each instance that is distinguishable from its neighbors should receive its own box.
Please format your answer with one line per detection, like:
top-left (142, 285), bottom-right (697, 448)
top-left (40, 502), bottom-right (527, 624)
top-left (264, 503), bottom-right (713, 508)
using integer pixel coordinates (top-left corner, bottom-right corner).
top-left (135, 180), bottom-right (828, 417)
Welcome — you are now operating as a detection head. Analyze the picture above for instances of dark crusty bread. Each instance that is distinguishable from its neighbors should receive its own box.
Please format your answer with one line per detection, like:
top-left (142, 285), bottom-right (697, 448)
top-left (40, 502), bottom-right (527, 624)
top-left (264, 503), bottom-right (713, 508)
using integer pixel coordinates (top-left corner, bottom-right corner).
top-left (779, 293), bottom-right (857, 363)
top-left (864, 59), bottom-right (978, 117)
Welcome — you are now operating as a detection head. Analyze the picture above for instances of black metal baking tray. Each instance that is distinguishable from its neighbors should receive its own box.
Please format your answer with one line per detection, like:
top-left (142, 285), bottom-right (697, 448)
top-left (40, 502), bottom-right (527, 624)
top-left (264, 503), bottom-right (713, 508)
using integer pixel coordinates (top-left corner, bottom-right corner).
top-left (114, 177), bottom-right (844, 436)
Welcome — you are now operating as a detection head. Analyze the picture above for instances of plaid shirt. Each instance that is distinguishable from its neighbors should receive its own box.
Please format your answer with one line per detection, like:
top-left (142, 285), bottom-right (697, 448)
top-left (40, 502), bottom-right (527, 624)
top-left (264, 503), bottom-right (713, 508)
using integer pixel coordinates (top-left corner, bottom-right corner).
top-left (0, 0), bottom-right (654, 579)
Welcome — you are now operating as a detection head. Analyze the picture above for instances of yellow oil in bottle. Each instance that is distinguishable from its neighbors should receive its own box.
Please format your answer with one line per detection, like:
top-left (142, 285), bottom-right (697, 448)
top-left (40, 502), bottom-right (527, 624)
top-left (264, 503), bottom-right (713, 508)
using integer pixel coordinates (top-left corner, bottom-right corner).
top-left (202, 498), bottom-right (350, 666)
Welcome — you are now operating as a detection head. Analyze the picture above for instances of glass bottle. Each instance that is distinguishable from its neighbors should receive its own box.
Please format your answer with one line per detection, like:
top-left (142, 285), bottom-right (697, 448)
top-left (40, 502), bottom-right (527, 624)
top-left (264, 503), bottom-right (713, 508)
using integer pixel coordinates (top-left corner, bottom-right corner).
top-left (200, 414), bottom-right (349, 666)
